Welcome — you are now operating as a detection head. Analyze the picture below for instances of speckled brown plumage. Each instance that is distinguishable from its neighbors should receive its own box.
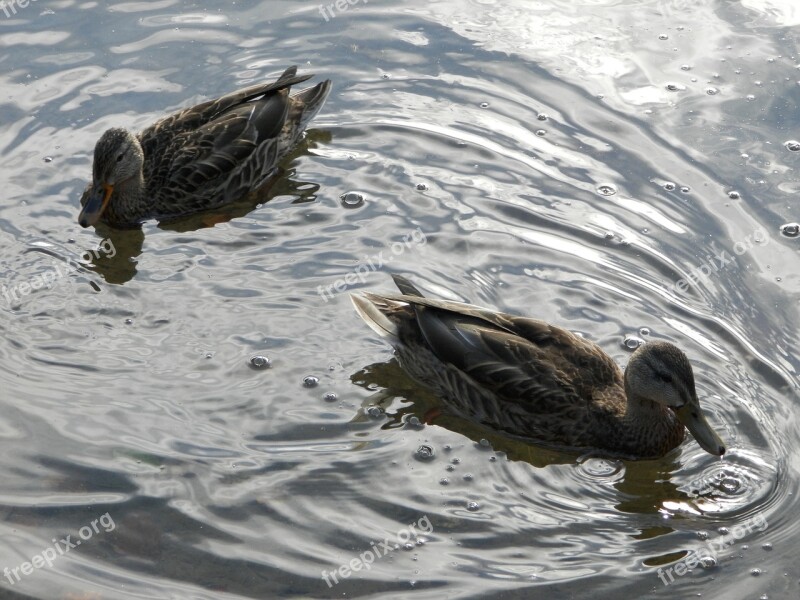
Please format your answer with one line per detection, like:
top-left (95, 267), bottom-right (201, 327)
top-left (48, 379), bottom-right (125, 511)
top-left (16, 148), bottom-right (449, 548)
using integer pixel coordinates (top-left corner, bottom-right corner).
top-left (78, 66), bottom-right (331, 228)
top-left (352, 275), bottom-right (726, 459)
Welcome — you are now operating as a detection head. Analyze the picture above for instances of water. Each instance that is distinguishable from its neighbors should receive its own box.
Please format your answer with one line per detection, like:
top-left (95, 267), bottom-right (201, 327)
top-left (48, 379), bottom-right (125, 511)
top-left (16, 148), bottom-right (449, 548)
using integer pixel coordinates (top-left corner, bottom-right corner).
top-left (0, 0), bottom-right (798, 599)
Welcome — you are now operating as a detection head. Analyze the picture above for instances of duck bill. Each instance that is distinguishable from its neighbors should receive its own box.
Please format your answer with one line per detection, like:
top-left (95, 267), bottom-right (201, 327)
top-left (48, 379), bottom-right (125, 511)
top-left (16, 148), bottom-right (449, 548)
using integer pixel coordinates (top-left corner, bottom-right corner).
top-left (78, 183), bottom-right (113, 228)
top-left (675, 403), bottom-right (726, 456)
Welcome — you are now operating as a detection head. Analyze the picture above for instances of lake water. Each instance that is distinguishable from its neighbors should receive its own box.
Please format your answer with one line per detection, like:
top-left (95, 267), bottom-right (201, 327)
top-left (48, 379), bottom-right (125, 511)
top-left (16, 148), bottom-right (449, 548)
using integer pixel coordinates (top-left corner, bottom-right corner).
top-left (0, 0), bottom-right (798, 598)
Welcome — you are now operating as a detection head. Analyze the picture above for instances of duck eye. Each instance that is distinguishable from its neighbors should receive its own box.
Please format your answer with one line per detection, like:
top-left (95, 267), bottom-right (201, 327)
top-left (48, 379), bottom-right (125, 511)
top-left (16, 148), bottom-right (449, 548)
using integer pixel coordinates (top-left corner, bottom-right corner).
top-left (657, 372), bottom-right (673, 384)
top-left (116, 153), bottom-right (124, 162)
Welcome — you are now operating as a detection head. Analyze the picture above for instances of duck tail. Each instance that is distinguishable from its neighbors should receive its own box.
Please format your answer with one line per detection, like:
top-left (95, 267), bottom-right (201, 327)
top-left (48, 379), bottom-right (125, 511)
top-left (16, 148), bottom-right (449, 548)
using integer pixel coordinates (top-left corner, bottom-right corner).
top-left (392, 274), bottom-right (424, 297)
top-left (291, 79), bottom-right (332, 132)
top-left (351, 294), bottom-right (399, 339)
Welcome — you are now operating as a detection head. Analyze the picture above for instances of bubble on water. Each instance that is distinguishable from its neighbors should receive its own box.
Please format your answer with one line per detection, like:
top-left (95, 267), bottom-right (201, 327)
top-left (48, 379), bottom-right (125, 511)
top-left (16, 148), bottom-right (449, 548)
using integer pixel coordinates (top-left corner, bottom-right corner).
top-left (205, 352), bottom-right (214, 359)
top-left (323, 392), bottom-right (338, 402)
top-left (489, 455), bottom-right (497, 462)
top-left (451, 457), bottom-right (461, 464)
top-left (446, 464), bottom-right (455, 472)
top-left (479, 102), bottom-right (489, 108)
top-left (439, 478), bottom-right (449, 485)
top-left (706, 87), bottom-right (720, 95)
top-left (407, 415), bottom-right (423, 427)
top-left (665, 82), bottom-right (686, 92)
top-left (658, 33), bottom-right (669, 40)
top-left (463, 473), bottom-right (474, 481)
top-left (680, 64), bottom-right (691, 71)
top-left (717, 527), bottom-right (729, 535)
top-left (696, 531), bottom-right (709, 541)
top-left (639, 327), bottom-right (650, 336)
top-left (680, 186), bottom-right (691, 193)
top-left (382, 73), bottom-right (391, 79)
top-left (415, 182), bottom-right (429, 191)
top-left (784, 140), bottom-right (800, 152)
top-left (664, 181), bottom-right (676, 191)
top-left (780, 223), bottom-right (800, 237)
top-left (43, 156), bottom-right (53, 163)
top-left (762, 543), bottom-right (773, 551)
top-left (746, 94), bottom-right (756, 101)
top-left (537, 112), bottom-right (548, 121)
top-left (249, 355), bottom-right (271, 370)
top-left (303, 375), bottom-right (319, 388)
top-left (415, 445), bottom-right (435, 461)
top-left (478, 438), bottom-right (491, 448)
top-left (623, 335), bottom-right (644, 350)
top-left (751, 568), bottom-right (762, 576)
top-left (727, 190), bottom-right (741, 200)
top-left (367, 406), bottom-right (382, 418)
top-left (604, 231), bottom-right (615, 240)
top-left (466, 501), bottom-right (480, 512)
top-left (699, 555), bottom-right (718, 568)
top-left (340, 191), bottom-right (365, 208)
top-left (535, 129), bottom-right (546, 136)
top-left (596, 183), bottom-right (617, 196)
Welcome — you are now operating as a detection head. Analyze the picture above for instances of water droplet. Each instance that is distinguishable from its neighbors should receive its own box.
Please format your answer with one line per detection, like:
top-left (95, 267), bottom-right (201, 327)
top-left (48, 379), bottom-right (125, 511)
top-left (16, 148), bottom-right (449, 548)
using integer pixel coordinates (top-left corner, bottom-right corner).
top-left (205, 352), bottom-right (214, 359)
top-left (727, 190), bottom-right (741, 200)
top-left (124, 318), bottom-right (133, 325)
top-left (323, 392), bottom-right (338, 402)
top-left (249, 355), bottom-right (271, 370)
top-left (407, 415), bottom-right (422, 427)
top-left (699, 555), bottom-right (718, 568)
top-left (415, 182), bottom-right (429, 191)
top-left (706, 87), bottom-right (720, 95)
top-left (658, 33), bottom-right (669, 40)
top-left (537, 112), bottom-right (548, 121)
top-left (680, 186), bottom-right (691, 193)
top-left (451, 457), bottom-right (461, 464)
top-left (463, 473), bottom-right (474, 481)
top-left (604, 231), bottom-right (615, 240)
top-left (367, 406), bottom-right (382, 418)
top-left (780, 222), bottom-right (800, 237)
top-left (746, 94), bottom-right (756, 101)
top-left (43, 156), bottom-right (53, 163)
top-left (784, 140), bottom-right (800, 152)
top-left (666, 82), bottom-right (686, 92)
top-left (415, 445), bottom-right (435, 461)
top-left (717, 526), bottom-right (729, 535)
top-left (623, 335), bottom-right (644, 350)
top-left (489, 455), bottom-right (497, 462)
top-left (303, 375), bottom-right (319, 388)
top-left (762, 543), bottom-right (773, 551)
top-left (340, 191), bottom-right (365, 208)
top-left (479, 438), bottom-right (491, 448)
top-left (596, 183), bottom-right (617, 196)
top-left (439, 478), bottom-right (449, 485)
top-left (466, 501), bottom-right (480, 512)
top-left (696, 531), bottom-right (709, 541)
top-left (446, 464), bottom-right (455, 472)
top-left (663, 181), bottom-right (676, 191)
top-left (680, 64), bottom-right (691, 71)
top-left (639, 327), bottom-right (650, 336)
top-left (751, 568), bottom-right (762, 576)
top-left (535, 129), bottom-right (546, 137)
top-left (479, 102), bottom-right (489, 108)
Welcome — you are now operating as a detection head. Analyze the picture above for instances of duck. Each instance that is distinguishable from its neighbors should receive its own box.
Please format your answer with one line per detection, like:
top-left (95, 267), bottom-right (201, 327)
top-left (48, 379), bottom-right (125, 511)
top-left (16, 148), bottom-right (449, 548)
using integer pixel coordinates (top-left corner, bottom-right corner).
top-left (351, 275), bottom-right (727, 459)
top-left (78, 66), bottom-right (331, 228)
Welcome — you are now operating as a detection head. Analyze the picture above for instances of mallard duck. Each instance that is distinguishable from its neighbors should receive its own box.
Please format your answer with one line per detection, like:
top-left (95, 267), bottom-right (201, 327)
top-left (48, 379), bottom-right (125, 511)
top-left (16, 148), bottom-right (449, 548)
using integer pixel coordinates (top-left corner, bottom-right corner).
top-left (352, 275), bottom-right (726, 459)
top-left (78, 66), bottom-right (331, 228)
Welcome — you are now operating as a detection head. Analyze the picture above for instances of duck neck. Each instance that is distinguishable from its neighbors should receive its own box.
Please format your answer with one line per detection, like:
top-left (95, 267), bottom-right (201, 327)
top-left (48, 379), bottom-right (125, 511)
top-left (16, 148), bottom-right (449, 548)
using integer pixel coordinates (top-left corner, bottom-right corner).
top-left (109, 171), bottom-right (145, 226)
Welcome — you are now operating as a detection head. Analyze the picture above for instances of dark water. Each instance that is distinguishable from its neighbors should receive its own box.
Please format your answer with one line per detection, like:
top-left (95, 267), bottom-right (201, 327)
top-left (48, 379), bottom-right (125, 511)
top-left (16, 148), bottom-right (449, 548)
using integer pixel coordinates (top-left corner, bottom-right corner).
top-left (0, 0), bottom-right (798, 598)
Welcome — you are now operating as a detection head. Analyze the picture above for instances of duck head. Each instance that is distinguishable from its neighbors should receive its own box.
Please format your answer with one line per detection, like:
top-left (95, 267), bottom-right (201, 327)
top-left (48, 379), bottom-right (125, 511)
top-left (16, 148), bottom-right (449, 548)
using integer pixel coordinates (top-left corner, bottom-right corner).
top-left (79, 128), bottom-right (144, 227)
top-left (625, 341), bottom-right (726, 456)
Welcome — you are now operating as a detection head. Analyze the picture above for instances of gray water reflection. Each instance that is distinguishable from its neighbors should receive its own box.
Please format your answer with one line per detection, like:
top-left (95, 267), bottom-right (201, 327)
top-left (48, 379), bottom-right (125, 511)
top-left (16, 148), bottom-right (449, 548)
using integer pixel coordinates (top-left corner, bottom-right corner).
top-left (0, 1), bottom-right (797, 599)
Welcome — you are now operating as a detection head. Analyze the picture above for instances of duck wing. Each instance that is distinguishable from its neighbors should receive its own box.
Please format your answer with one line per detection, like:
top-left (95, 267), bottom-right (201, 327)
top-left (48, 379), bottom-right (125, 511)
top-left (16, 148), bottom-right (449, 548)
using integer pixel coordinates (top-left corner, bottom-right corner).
top-left (379, 276), bottom-right (623, 410)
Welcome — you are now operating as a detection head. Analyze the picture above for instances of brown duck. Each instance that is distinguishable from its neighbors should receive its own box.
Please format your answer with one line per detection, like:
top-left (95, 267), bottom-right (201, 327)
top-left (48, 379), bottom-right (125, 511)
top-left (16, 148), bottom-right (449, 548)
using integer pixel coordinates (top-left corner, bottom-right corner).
top-left (79, 66), bottom-right (331, 228)
top-left (352, 275), bottom-right (727, 459)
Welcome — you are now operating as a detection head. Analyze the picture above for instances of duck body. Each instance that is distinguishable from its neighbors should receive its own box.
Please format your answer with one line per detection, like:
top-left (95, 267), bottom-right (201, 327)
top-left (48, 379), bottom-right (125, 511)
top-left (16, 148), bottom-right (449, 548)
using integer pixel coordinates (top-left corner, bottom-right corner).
top-left (352, 275), bottom-right (726, 459)
top-left (79, 66), bottom-right (331, 228)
